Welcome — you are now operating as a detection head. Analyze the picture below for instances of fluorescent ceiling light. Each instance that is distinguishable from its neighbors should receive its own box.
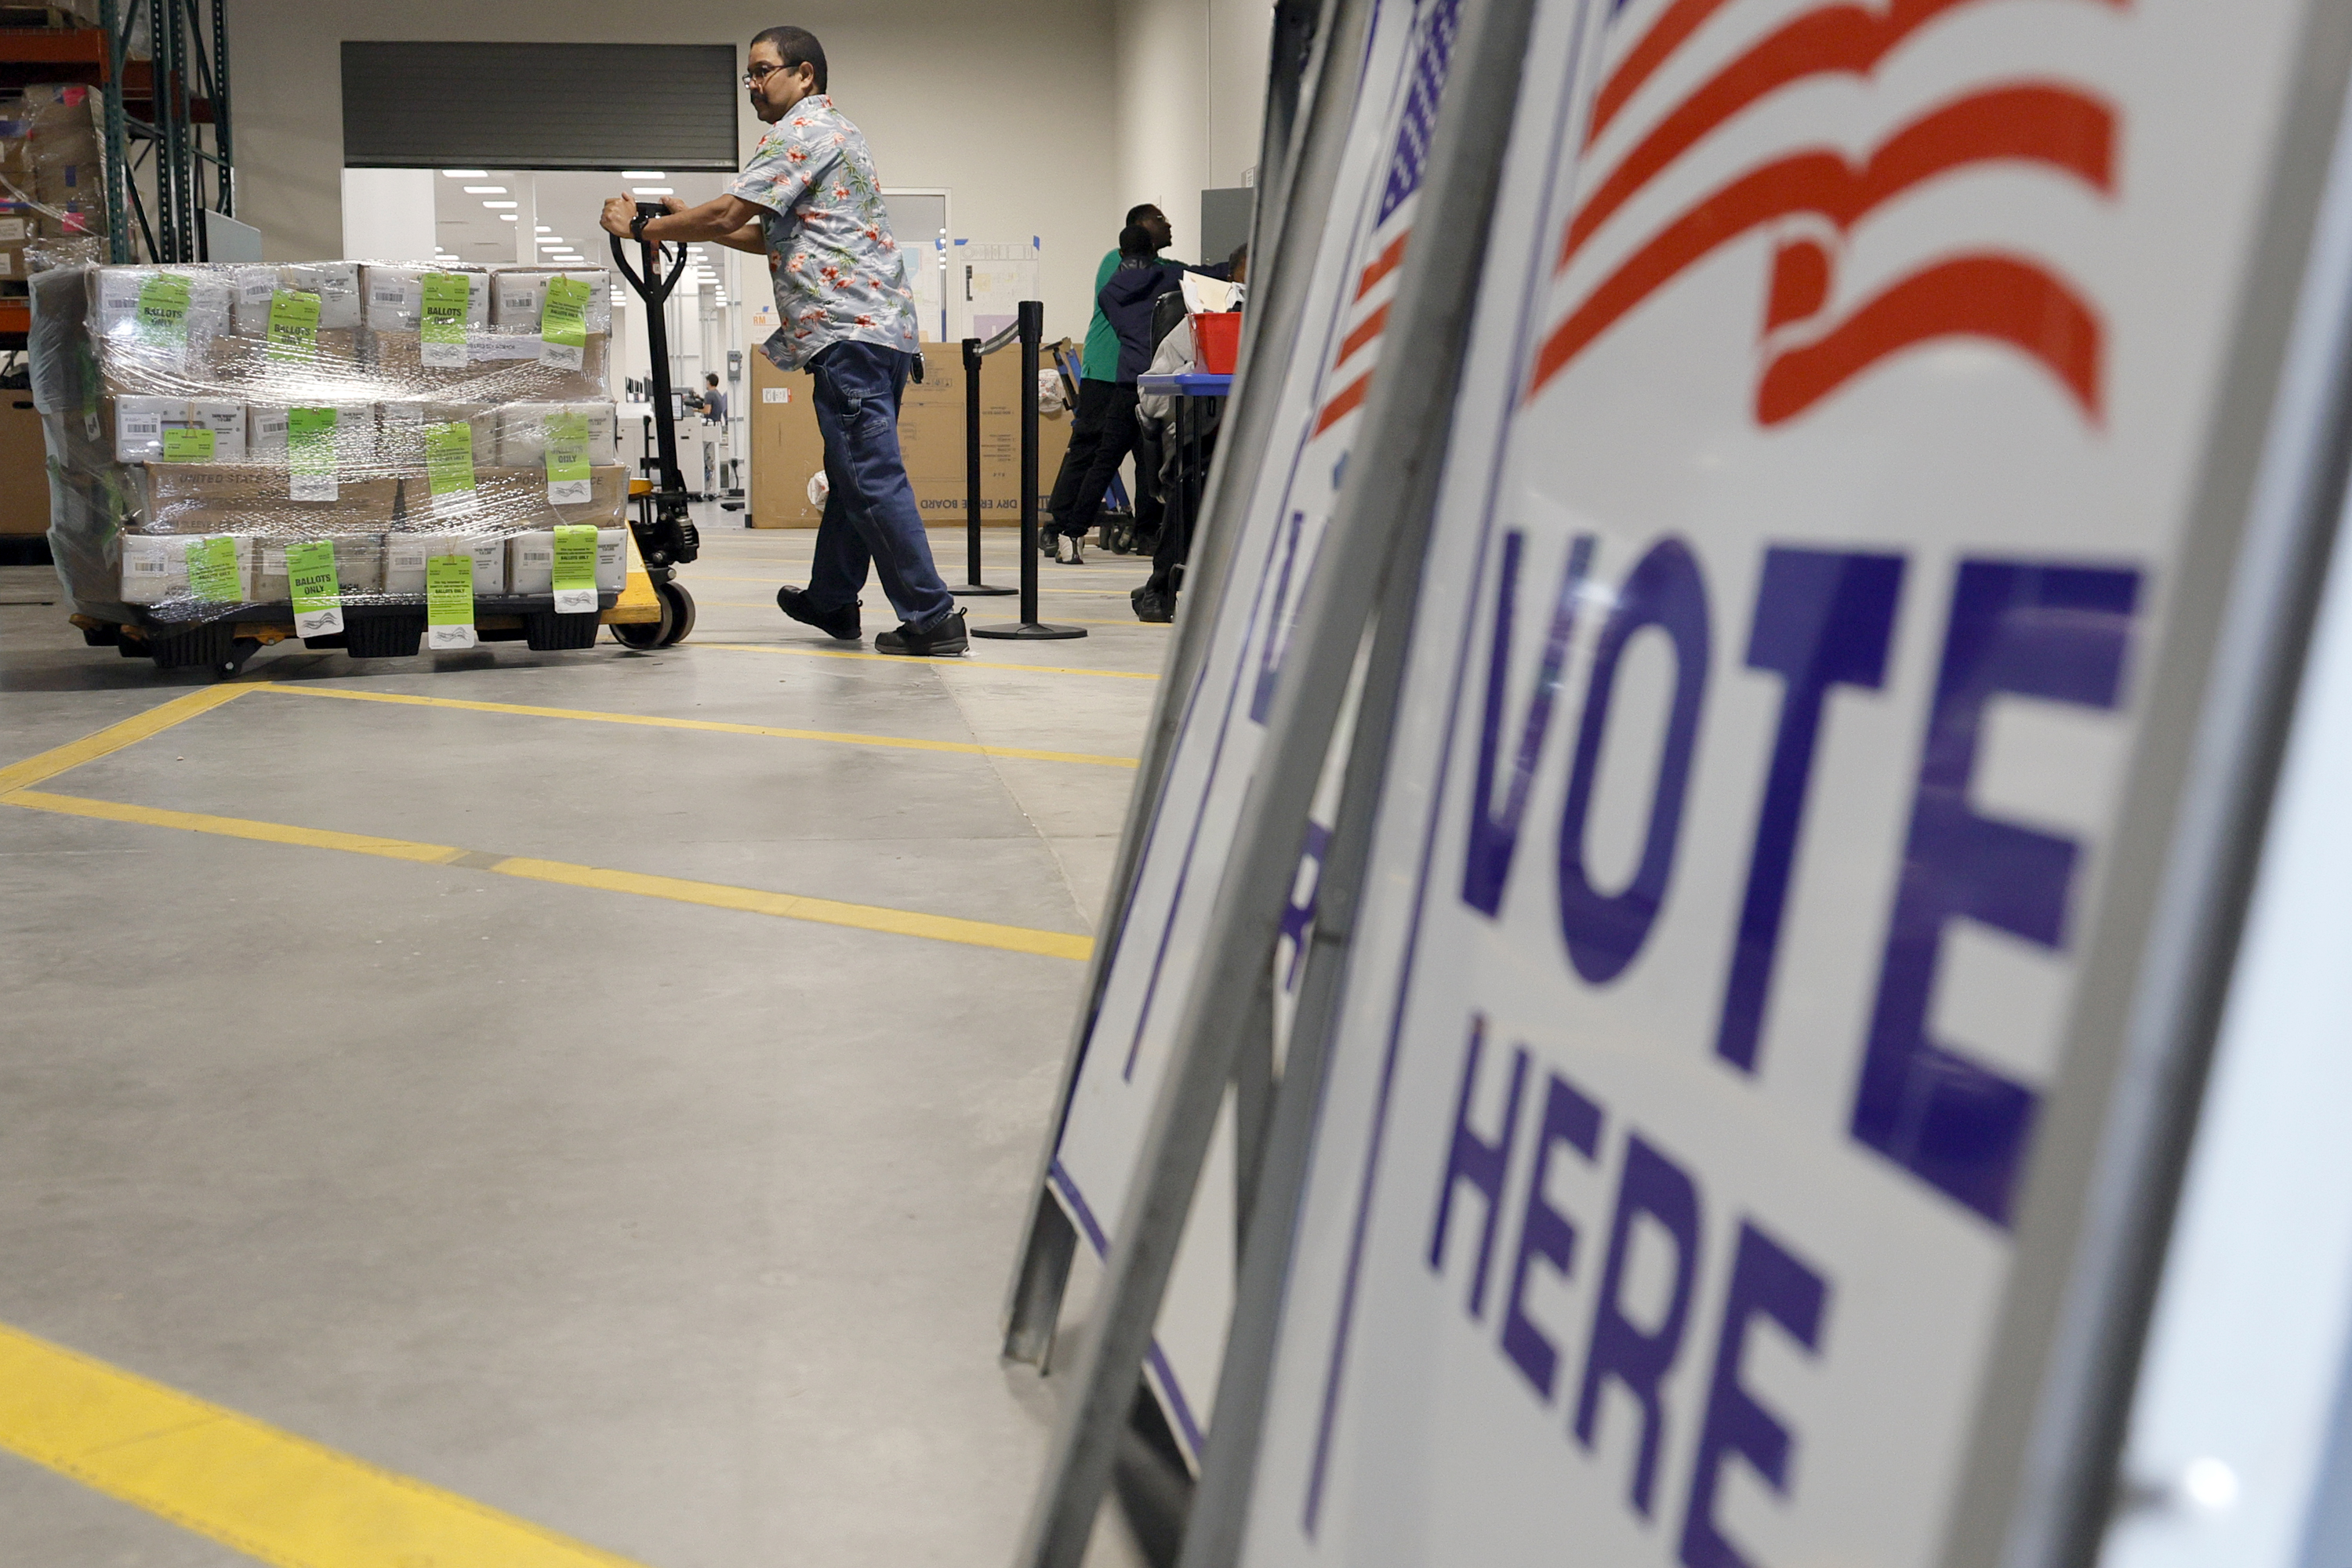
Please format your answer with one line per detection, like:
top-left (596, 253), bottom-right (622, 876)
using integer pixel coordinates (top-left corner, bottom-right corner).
top-left (535, 225), bottom-right (552, 233)
top-left (482, 200), bottom-right (518, 209)
top-left (631, 187), bottom-right (673, 195)
top-left (442, 169), bottom-right (488, 177)
top-left (499, 213), bottom-right (519, 222)
top-left (622, 170), bottom-right (663, 179)
top-left (462, 185), bottom-right (506, 194)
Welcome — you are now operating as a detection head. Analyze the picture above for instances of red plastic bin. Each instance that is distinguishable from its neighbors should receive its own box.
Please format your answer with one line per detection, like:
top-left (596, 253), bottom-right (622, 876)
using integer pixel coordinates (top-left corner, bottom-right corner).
top-left (1191, 311), bottom-right (1241, 375)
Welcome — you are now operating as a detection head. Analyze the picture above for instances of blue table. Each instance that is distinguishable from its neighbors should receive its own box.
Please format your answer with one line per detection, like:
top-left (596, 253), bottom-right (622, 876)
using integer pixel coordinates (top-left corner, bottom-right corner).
top-left (1136, 372), bottom-right (1234, 397)
top-left (1137, 373), bottom-right (1232, 593)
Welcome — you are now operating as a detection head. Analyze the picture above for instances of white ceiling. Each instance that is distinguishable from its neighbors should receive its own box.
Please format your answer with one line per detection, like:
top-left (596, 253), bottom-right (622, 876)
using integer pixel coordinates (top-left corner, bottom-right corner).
top-left (431, 169), bottom-right (734, 284)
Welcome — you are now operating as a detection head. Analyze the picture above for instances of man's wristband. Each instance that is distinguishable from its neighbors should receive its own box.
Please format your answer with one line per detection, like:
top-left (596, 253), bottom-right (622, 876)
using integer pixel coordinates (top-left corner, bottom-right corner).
top-left (630, 210), bottom-right (652, 243)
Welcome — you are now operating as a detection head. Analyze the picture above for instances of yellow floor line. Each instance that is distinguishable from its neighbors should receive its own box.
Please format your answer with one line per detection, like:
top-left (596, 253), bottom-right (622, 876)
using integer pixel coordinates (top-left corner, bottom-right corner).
top-left (695, 642), bottom-right (1161, 679)
top-left (691, 600), bottom-right (1168, 628)
top-left (251, 684), bottom-right (1140, 768)
top-left (3, 790), bottom-right (1094, 961)
top-left (0, 1320), bottom-right (646, 1568)
top-left (679, 572), bottom-right (1148, 598)
top-left (0, 684), bottom-right (256, 793)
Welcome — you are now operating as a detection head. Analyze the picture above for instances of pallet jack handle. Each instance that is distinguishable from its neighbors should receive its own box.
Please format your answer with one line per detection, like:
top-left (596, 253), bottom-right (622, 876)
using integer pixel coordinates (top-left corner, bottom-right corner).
top-left (609, 203), bottom-right (701, 569)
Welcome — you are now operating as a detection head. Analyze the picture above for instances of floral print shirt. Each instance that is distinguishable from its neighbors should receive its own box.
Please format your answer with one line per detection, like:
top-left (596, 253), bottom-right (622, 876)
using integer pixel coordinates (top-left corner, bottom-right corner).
top-left (728, 96), bottom-right (920, 371)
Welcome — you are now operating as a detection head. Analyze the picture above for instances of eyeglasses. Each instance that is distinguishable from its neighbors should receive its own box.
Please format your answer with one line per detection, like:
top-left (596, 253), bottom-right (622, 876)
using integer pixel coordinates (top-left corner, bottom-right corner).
top-left (742, 62), bottom-right (794, 86)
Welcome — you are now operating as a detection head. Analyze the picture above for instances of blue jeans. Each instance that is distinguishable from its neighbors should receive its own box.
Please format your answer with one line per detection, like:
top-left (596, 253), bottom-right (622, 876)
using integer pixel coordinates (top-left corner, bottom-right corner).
top-left (804, 342), bottom-right (955, 630)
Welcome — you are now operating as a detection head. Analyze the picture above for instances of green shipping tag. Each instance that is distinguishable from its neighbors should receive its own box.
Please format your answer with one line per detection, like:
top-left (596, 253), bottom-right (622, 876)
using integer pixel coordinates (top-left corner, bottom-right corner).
top-left (287, 539), bottom-right (344, 637)
top-left (135, 274), bottom-right (191, 350)
top-left (551, 522), bottom-right (598, 614)
top-left (161, 427), bottom-right (216, 463)
top-left (423, 421), bottom-right (479, 516)
top-left (267, 289), bottom-right (321, 360)
top-left (187, 535), bottom-right (241, 602)
top-left (420, 272), bottom-right (470, 367)
top-left (544, 409), bottom-right (592, 503)
top-left (288, 406), bottom-right (338, 500)
top-left (540, 275), bottom-right (590, 368)
top-left (425, 553), bottom-right (477, 648)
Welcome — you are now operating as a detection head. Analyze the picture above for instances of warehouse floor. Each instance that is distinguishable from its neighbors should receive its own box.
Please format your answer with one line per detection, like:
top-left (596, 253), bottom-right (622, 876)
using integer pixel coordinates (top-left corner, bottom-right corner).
top-left (0, 524), bottom-right (1167, 1567)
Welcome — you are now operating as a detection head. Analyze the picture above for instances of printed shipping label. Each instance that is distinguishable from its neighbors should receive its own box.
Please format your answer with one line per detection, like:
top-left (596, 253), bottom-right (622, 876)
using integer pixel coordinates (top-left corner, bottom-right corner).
top-left (286, 539), bottom-right (343, 637)
top-left (289, 406), bottom-right (339, 501)
top-left (0, 217), bottom-right (25, 241)
top-left (267, 289), bottom-right (321, 361)
top-left (425, 553), bottom-right (477, 648)
top-left (136, 274), bottom-right (191, 358)
top-left (543, 410), bottom-right (593, 503)
top-left (551, 523), bottom-right (598, 614)
top-left (186, 535), bottom-right (240, 603)
top-left (540, 276), bottom-right (590, 369)
top-left (420, 272), bottom-right (470, 367)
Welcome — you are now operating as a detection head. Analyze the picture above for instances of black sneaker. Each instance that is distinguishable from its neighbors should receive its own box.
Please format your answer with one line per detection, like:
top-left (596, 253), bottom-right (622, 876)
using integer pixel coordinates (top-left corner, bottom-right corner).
top-left (877, 608), bottom-right (968, 656)
top-left (1134, 590), bottom-right (1174, 623)
top-left (777, 586), bottom-right (860, 641)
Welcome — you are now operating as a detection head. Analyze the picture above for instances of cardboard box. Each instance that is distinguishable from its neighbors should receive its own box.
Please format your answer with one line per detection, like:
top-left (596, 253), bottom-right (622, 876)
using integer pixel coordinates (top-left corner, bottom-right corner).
top-left (24, 85), bottom-right (103, 225)
top-left (0, 391), bottom-right (45, 536)
top-left (488, 268), bottom-right (613, 334)
top-left (383, 533), bottom-right (506, 597)
top-left (506, 528), bottom-right (627, 594)
top-left (749, 343), bottom-right (1070, 528)
top-left (140, 463), bottom-right (404, 533)
top-left (0, 202), bottom-right (37, 281)
top-left (495, 401), bottom-right (620, 466)
top-left (474, 463), bottom-right (631, 531)
top-left (118, 532), bottom-right (254, 606)
top-left (362, 328), bottom-right (610, 401)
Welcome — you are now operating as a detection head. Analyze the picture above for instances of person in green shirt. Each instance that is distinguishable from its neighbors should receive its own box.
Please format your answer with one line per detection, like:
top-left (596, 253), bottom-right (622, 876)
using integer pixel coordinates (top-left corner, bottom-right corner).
top-left (1047, 203), bottom-right (1172, 563)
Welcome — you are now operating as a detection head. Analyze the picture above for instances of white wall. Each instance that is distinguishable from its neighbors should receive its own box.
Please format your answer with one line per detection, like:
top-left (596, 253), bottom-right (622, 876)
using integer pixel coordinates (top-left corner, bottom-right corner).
top-left (1110, 0), bottom-right (1271, 262)
top-left (338, 168), bottom-right (435, 263)
top-left (227, 0), bottom-right (1120, 342)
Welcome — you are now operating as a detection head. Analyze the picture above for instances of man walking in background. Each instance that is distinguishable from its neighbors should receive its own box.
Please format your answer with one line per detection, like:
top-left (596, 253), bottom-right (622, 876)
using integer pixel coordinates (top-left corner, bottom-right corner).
top-left (602, 25), bottom-right (965, 655)
top-left (1046, 203), bottom-right (1172, 564)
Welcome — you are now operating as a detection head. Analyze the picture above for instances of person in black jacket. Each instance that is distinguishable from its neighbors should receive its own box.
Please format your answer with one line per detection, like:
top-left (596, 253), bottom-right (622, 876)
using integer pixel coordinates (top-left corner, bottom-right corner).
top-left (1046, 223), bottom-right (1185, 564)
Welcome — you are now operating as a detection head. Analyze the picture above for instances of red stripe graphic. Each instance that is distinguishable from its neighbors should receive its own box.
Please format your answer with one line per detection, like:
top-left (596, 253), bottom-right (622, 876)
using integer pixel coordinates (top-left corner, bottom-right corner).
top-left (1334, 302), bottom-right (1393, 372)
top-left (1564, 0), bottom-right (2127, 270)
top-left (1313, 369), bottom-right (1374, 436)
top-left (1755, 252), bottom-right (2101, 423)
top-left (1355, 230), bottom-right (1412, 301)
top-left (1529, 84), bottom-right (2112, 401)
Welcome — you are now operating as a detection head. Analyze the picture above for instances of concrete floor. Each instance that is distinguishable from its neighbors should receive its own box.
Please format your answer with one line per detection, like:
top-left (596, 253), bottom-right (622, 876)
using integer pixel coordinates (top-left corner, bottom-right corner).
top-left (0, 521), bottom-right (1169, 1566)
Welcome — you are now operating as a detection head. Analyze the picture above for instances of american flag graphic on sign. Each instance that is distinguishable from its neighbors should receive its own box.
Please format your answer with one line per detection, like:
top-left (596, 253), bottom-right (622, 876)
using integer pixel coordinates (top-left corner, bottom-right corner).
top-left (1531, 0), bottom-right (2119, 424)
top-left (1311, 0), bottom-right (1465, 439)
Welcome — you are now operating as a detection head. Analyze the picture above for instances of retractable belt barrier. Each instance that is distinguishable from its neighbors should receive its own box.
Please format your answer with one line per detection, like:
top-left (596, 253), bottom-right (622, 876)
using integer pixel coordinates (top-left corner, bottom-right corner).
top-left (966, 300), bottom-right (1085, 642)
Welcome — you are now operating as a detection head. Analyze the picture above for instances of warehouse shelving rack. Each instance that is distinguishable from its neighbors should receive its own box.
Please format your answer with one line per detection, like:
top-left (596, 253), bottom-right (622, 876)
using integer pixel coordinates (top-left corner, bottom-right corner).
top-left (0, 0), bottom-right (228, 347)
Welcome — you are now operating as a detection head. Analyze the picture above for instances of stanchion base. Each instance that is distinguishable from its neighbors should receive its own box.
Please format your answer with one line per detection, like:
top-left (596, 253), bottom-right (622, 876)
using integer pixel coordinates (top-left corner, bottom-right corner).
top-left (949, 583), bottom-right (1018, 597)
top-left (972, 621), bottom-right (1089, 641)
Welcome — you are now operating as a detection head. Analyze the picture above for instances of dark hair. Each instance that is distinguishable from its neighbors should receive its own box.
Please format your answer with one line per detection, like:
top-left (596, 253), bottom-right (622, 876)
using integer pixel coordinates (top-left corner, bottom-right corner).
top-left (750, 26), bottom-right (827, 93)
top-left (1118, 223), bottom-right (1157, 259)
top-left (1228, 241), bottom-right (1248, 267)
top-left (1125, 203), bottom-right (1163, 228)
top-left (706, 372), bottom-right (720, 385)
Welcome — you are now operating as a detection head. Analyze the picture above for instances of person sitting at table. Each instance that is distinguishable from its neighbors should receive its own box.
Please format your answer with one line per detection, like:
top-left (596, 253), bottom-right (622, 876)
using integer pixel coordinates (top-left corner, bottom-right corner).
top-left (1048, 223), bottom-right (1186, 565)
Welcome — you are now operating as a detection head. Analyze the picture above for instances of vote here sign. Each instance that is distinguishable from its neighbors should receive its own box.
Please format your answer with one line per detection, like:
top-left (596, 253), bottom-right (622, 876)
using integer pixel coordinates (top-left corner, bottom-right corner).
top-left (1232, 0), bottom-right (2335, 1563)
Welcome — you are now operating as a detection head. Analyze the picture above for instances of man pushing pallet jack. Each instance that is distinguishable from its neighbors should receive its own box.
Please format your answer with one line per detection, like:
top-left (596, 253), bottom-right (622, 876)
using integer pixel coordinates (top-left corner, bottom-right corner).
top-left (604, 23), bottom-right (968, 657)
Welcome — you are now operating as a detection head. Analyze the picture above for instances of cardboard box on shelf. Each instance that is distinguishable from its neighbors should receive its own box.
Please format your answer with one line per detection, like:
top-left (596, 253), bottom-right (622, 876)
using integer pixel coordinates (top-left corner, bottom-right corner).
top-left (0, 202), bottom-right (37, 281)
top-left (748, 343), bottom-right (1070, 528)
top-left (0, 391), bottom-right (46, 536)
top-left (23, 85), bottom-right (103, 227)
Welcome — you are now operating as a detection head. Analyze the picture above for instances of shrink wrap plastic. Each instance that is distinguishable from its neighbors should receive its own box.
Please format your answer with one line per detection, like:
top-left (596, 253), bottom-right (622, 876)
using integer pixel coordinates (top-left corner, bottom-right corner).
top-left (30, 260), bottom-right (629, 624)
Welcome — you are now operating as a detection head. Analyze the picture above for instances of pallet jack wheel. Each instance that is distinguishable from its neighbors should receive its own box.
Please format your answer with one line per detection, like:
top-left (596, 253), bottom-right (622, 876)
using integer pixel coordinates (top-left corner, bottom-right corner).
top-left (656, 580), bottom-right (695, 647)
top-left (215, 637), bottom-right (263, 680)
top-left (610, 590), bottom-right (674, 650)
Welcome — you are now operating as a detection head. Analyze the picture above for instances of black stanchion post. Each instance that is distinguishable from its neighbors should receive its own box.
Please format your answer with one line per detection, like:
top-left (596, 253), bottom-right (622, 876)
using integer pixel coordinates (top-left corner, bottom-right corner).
top-left (950, 336), bottom-right (1011, 597)
top-left (975, 299), bottom-right (1086, 641)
